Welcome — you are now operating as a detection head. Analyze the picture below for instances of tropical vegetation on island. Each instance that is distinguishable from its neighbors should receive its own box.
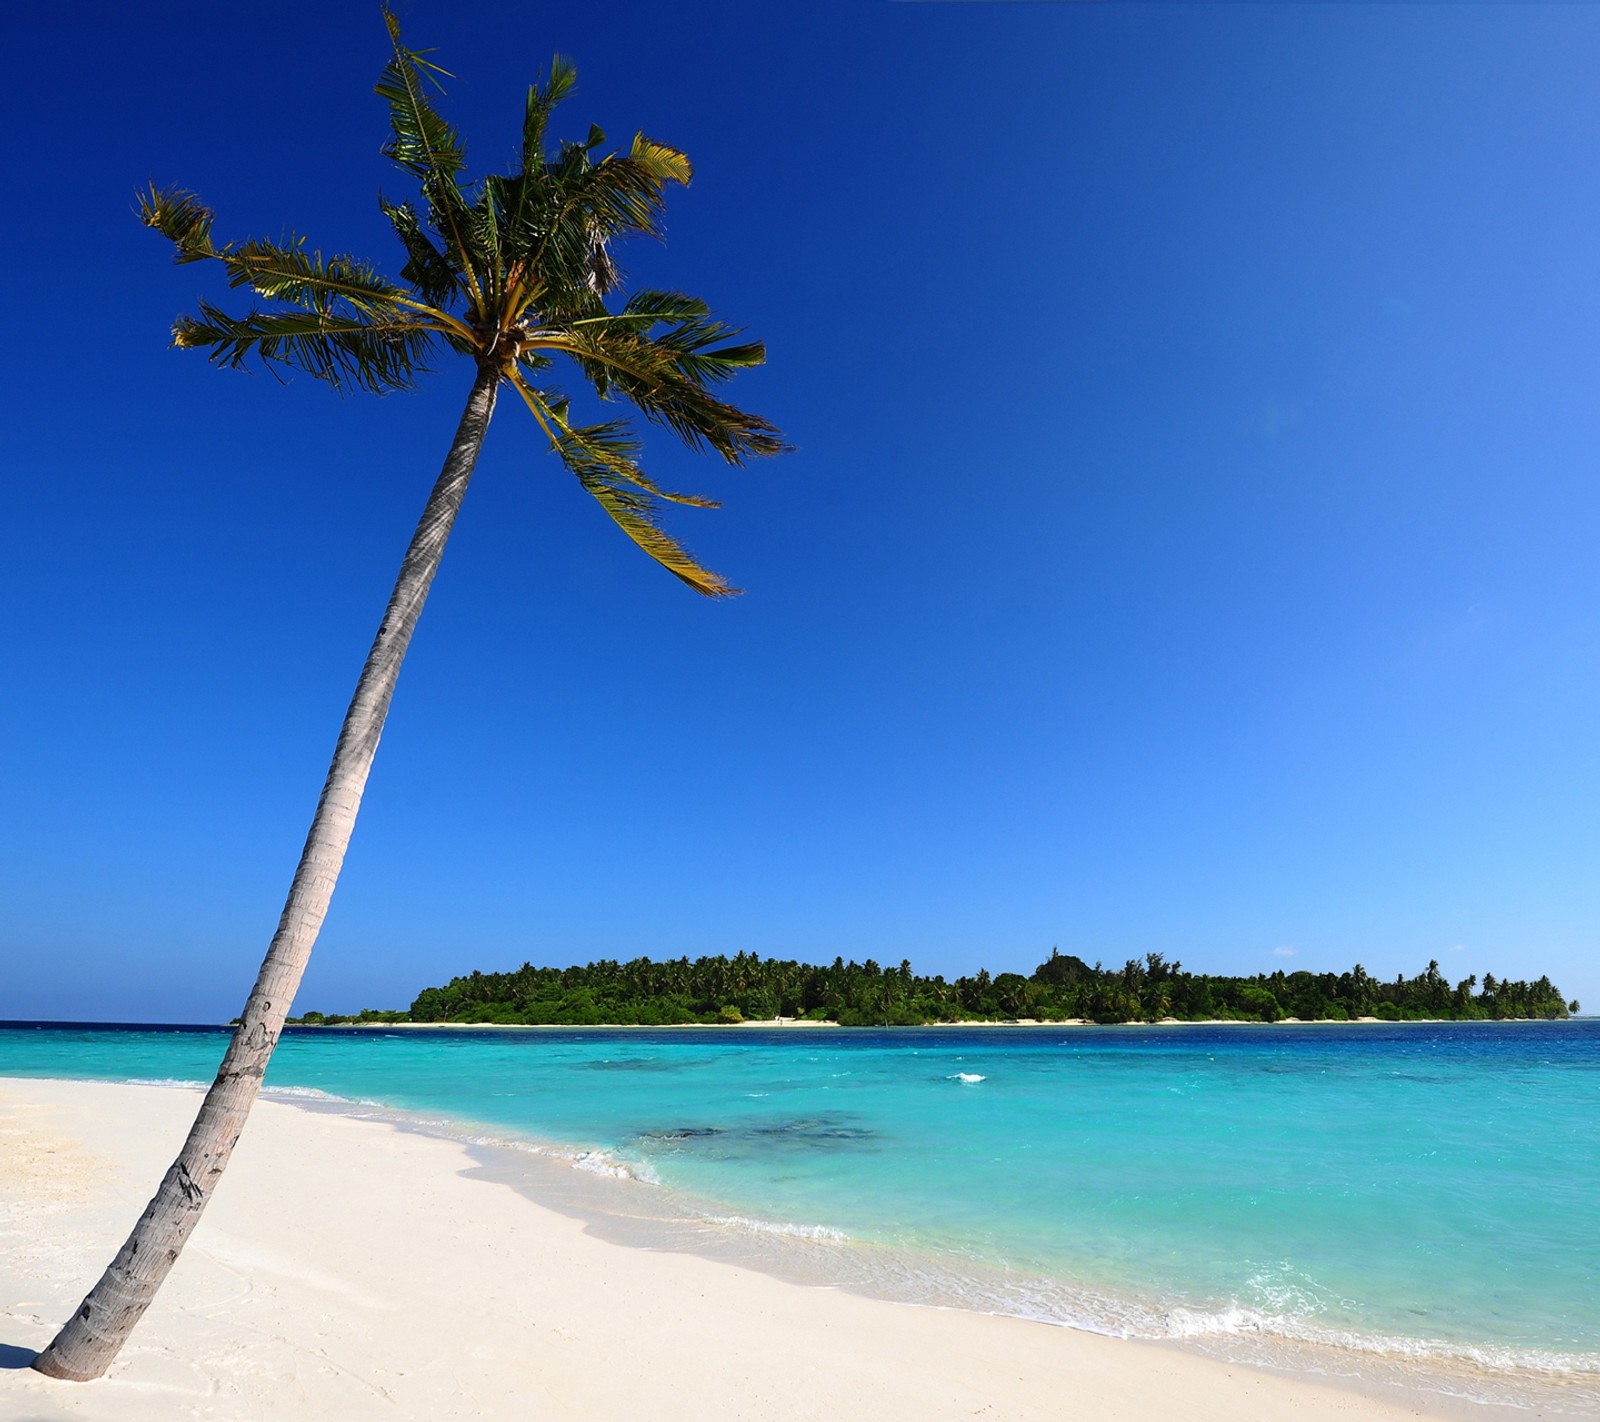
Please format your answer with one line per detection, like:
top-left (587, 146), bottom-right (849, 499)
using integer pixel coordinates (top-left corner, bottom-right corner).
top-left (292, 950), bottom-right (1577, 1027)
top-left (35, 17), bottom-right (781, 1383)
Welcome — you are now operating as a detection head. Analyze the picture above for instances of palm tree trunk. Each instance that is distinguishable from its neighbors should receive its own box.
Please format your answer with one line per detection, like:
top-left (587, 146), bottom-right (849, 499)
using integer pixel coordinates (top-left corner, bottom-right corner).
top-left (33, 363), bottom-right (500, 1382)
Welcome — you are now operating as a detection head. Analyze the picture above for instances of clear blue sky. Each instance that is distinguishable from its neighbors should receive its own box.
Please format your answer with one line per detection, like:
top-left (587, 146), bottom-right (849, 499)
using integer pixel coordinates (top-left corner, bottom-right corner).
top-left (4, 2), bottom-right (1597, 1021)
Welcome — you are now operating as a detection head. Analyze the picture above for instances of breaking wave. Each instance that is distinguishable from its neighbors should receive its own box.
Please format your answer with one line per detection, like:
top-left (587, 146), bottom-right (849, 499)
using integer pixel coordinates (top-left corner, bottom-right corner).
top-left (699, 1213), bottom-right (848, 1242)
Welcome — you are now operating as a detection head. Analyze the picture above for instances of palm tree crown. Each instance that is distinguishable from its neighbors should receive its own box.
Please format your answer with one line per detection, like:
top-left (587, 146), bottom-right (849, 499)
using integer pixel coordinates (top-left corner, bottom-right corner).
top-left (141, 10), bottom-right (784, 593)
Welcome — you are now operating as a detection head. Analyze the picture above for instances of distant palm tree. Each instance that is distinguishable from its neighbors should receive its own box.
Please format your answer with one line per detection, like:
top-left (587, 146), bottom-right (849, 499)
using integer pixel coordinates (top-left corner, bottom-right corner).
top-left (34, 13), bottom-right (783, 1382)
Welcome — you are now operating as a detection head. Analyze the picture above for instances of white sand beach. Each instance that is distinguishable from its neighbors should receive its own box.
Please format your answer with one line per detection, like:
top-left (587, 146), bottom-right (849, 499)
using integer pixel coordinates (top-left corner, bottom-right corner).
top-left (1, 1077), bottom-right (1467, 1421)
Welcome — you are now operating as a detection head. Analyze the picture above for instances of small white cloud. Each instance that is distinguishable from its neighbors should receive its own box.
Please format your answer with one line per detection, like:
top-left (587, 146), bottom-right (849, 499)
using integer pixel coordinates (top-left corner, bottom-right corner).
top-left (1449, 943), bottom-right (1467, 953)
top-left (1272, 946), bottom-right (1297, 958)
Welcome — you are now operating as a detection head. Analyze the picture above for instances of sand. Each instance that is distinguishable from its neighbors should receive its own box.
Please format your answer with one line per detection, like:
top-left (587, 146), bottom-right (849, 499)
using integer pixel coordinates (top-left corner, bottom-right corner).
top-left (0, 1077), bottom-right (1465, 1421)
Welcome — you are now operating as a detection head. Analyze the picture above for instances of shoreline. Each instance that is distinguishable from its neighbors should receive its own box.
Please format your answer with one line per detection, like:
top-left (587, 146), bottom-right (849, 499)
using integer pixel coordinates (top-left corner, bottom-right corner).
top-left (0, 1076), bottom-right (1571, 1422)
top-left (8, 1017), bottom-right (1587, 1037)
top-left (289, 1014), bottom-right (1564, 1031)
top-left (9, 1014), bottom-right (1577, 1032)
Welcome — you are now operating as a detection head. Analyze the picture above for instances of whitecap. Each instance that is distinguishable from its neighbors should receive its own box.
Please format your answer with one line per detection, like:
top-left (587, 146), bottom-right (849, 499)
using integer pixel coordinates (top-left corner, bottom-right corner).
top-left (262, 1084), bottom-right (355, 1103)
top-left (564, 1147), bottom-right (662, 1185)
top-left (116, 1076), bottom-right (207, 1089)
top-left (700, 1213), bottom-right (847, 1242)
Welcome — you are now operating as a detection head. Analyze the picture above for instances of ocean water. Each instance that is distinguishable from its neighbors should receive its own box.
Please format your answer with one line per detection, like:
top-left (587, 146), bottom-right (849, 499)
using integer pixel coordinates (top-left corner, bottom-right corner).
top-left (3, 1020), bottom-right (1596, 1413)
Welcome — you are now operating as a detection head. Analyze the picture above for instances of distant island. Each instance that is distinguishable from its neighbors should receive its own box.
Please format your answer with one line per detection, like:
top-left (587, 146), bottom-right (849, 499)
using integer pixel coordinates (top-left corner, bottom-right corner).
top-left (288, 951), bottom-right (1577, 1027)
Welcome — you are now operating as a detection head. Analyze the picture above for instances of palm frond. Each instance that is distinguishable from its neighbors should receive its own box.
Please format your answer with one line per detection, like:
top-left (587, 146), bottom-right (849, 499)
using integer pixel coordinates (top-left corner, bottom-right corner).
top-left (488, 105), bottom-right (691, 325)
top-left (514, 378), bottom-right (721, 507)
top-left (506, 145), bottom-right (689, 321)
top-left (376, 11), bottom-right (466, 185)
top-left (509, 376), bottom-right (734, 595)
top-left (618, 289), bottom-right (709, 320)
top-left (143, 181), bottom-right (466, 335)
top-left (619, 290), bottom-right (766, 383)
top-left (175, 304), bottom-right (440, 394)
top-left (539, 326), bottom-right (787, 462)
top-left (472, 182), bottom-right (504, 309)
top-left (217, 239), bottom-right (412, 316)
top-left (489, 55), bottom-right (580, 303)
top-left (377, 10), bottom-right (482, 307)
top-left (556, 431), bottom-right (735, 595)
top-left (521, 57), bottom-right (577, 173)
top-left (567, 420), bottom-right (720, 509)
top-left (139, 186), bottom-right (218, 263)
top-left (627, 133), bottom-right (692, 188)
top-left (379, 196), bottom-right (461, 307)
top-left (553, 149), bottom-right (680, 242)
top-left (564, 295), bottom-right (767, 387)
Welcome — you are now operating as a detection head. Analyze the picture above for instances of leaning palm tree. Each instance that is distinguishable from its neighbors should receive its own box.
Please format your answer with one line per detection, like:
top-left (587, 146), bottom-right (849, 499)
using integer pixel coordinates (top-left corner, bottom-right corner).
top-left (33, 13), bottom-right (783, 1382)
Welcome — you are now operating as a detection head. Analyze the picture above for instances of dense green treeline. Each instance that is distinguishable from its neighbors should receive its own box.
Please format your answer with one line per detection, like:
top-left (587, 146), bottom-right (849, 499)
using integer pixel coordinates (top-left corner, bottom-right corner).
top-left (293, 950), bottom-right (1577, 1027)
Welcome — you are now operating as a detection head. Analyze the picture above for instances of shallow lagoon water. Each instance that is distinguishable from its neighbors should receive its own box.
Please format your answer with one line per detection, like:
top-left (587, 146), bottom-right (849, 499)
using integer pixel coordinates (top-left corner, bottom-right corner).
top-left (3, 1019), bottom-right (1596, 1412)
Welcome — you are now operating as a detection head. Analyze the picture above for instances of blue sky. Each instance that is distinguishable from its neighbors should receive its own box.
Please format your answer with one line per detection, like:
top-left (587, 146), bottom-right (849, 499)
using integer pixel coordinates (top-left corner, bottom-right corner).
top-left (4, 2), bottom-right (1597, 1021)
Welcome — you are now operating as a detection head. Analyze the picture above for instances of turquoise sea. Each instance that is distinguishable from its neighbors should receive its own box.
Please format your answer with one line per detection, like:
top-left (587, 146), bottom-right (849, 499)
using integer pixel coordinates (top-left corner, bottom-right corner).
top-left (3, 1020), bottom-right (1596, 1414)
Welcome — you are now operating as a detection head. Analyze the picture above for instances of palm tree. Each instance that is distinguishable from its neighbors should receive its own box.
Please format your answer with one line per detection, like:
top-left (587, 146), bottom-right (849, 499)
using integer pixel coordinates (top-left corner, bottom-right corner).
top-left (33, 13), bottom-right (783, 1383)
